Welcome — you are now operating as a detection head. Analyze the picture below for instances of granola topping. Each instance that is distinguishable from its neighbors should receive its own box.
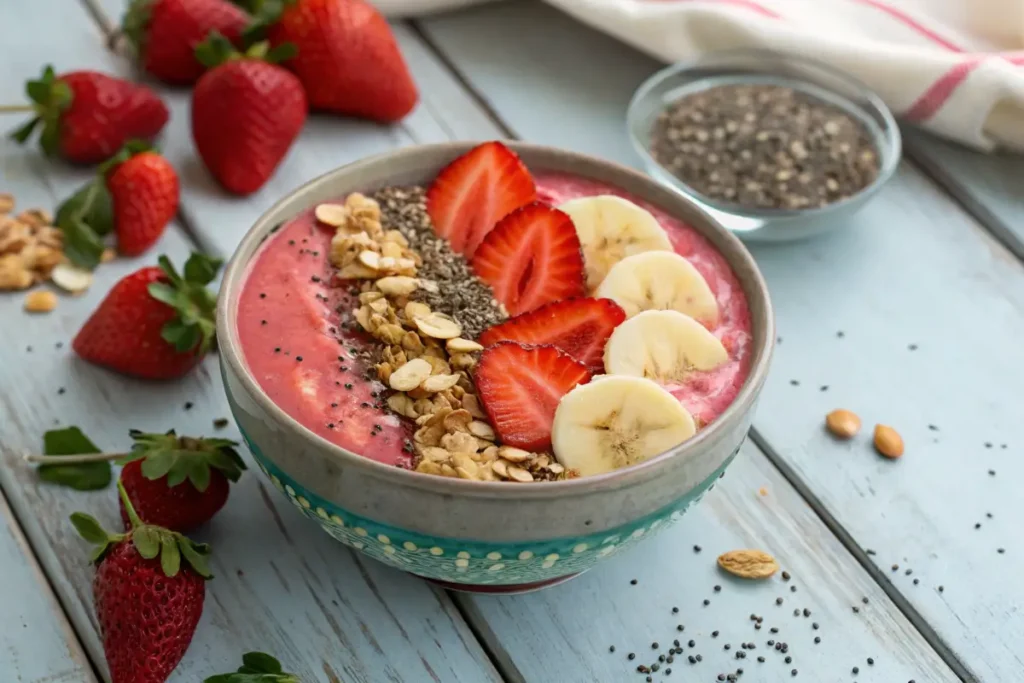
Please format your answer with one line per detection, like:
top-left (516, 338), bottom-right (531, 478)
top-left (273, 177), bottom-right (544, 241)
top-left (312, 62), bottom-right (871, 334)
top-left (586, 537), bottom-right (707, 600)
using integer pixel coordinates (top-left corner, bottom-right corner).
top-left (0, 197), bottom-right (66, 292)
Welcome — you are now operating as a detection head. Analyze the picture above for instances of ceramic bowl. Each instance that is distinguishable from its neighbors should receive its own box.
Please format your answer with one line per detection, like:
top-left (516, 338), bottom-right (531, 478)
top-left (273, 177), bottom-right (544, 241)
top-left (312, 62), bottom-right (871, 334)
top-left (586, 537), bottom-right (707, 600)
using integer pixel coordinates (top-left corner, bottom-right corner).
top-left (627, 49), bottom-right (902, 243)
top-left (216, 142), bottom-right (775, 593)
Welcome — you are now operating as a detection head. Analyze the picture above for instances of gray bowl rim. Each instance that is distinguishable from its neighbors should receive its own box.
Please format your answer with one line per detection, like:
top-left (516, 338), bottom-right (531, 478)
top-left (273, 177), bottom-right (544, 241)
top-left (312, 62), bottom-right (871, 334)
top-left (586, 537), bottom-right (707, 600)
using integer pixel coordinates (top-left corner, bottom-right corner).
top-left (626, 47), bottom-right (903, 220)
top-left (216, 141), bottom-right (775, 500)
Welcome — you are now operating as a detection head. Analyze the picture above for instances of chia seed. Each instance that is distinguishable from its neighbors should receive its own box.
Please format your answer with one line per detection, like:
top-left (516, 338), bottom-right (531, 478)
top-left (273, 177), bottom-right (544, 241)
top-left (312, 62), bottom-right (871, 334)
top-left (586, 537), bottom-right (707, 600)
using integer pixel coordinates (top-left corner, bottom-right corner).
top-left (371, 186), bottom-right (507, 339)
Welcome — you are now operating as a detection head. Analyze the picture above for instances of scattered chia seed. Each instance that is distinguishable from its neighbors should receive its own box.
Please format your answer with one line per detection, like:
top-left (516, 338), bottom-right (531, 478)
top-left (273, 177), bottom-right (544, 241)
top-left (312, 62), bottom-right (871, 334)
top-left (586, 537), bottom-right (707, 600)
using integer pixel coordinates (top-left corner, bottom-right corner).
top-left (213, 418), bottom-right (229, 429)
top-left (184, 402), bottom-right (193, 410)
top-left (782, 571), bottom-right (791, 581)
top-left (694, 545), bottom-right (702, 553)
top-left (631, 579), bottom-right (638, 585)
top-left (714, 585), bottom-right (722, 592)
top-left (57, 387), bottom-right (65, 395)
top-left (371, 186), bottom-right (506, 339)
top-left (703, 599), bottom-right (711, 606)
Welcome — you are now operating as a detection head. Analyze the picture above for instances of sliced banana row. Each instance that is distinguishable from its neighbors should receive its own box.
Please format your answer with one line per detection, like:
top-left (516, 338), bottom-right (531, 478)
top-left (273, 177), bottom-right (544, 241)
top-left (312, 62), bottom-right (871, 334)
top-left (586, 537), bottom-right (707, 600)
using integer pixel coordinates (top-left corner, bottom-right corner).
top-left (604, 310), bottom-right (728, 382)
top-left (551, 375), bottom-right (696, 477)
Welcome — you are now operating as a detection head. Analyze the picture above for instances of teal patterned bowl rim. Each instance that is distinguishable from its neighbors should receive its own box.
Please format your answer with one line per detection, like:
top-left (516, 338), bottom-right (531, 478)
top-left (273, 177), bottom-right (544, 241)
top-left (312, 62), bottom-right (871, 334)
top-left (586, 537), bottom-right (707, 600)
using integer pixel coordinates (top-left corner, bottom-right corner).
top-left (215, 142), bottom-right (775, 500)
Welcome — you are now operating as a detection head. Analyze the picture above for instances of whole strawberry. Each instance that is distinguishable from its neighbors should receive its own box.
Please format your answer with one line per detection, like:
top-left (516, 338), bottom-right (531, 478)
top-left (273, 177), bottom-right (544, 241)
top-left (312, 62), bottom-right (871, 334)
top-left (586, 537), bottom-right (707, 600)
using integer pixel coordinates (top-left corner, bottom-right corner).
top-left (205, 652), bottom-right (299, 682)
top-left (9, 65), bottom-right (168, 164)
top-left (73, 252), bottom-right (221, 379)
top-left (191, 33), bottom-right (306, 195)
top-left (71, 481), bottom-right (212, 683)
top-left (250, 0), bottom-right (418, 122)
top-left (123, 0), bottom-right (250, 85)
top-left (103, 143), bottom-right (180, 256)
top-left (119, 429), bottom-right (245, 532)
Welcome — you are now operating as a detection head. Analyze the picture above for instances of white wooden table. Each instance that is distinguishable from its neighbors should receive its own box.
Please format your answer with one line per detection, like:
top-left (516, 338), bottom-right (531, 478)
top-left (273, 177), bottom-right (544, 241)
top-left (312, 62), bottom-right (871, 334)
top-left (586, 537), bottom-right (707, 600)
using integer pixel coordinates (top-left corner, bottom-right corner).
top-left (2, 1), bottom-right (1022, 681)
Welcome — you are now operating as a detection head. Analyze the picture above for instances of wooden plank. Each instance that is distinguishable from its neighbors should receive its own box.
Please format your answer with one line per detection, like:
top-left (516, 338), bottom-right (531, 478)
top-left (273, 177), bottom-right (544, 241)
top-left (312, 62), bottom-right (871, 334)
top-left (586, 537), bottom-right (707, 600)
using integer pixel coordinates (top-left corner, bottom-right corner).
top-left (1, 4), bottom-right (502, 682)
top-left (417, 2), bottom-right (1024, 680)
top-left (0, 489), bottom-right (97, 683)
top-left (903, 128), bottom-right (1024, 260)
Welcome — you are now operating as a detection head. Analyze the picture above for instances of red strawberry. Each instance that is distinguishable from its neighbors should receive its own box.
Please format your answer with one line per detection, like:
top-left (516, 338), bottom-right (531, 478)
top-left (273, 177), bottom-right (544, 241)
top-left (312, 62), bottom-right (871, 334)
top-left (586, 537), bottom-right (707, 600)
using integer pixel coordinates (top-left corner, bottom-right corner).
top-left (253, 0), bottom-right (418, 122)
top-left (119, 429), bottom-right (245, 532)
top-left (71, 481), bottom-right (211, 683)
top-left (105, 146), bottom-right (180, 256)
top-left (9, 66), bottom-right (168, 165)
top-left (472, 202), bottom-right (585, 316)
top-left (427, 142), bottom-right (536, 257)
top-left (191, 34), bottom-right (307, 195)
top-left (474, 342), bottom-right (592, 451)
top-left (73, 252), bottom-right (221, 379)
top-left (480, 298), bottom-right (625, 373)
top-left (123, 0), bottom-right (250, 85)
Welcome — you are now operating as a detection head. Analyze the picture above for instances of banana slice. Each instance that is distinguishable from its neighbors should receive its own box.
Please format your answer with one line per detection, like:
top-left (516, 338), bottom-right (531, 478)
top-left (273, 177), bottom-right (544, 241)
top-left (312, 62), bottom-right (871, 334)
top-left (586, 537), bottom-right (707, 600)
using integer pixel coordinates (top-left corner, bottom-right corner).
top-left (604, 309), bottom-right (728, 381)
top-left (557, 195), bottom-right (673, 290)
top-left (595, 250), bottom-right (719, 325)
top-left (552, 375), bottom-right (696, 476)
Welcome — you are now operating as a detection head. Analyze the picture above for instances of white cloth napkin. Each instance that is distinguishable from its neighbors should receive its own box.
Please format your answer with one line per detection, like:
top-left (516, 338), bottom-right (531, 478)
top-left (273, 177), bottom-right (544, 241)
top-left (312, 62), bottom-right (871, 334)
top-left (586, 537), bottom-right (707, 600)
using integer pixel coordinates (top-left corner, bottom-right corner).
top-left (379, 0), bottom-right (1024, 152)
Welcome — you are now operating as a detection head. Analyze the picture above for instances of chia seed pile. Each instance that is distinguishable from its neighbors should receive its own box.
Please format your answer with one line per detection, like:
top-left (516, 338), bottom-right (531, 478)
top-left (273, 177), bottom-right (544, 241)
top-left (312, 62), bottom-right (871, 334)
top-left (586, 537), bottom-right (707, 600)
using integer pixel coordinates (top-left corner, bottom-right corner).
top-left (650, 84), bottom-right (881, 211)
top-left (371, 186), bottom-right (507, 339)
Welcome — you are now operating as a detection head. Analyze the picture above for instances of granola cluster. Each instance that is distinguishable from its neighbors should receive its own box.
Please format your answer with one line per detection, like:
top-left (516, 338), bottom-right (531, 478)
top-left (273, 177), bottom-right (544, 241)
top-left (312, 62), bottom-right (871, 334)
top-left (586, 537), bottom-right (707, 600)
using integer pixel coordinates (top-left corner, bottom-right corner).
top-left (0, 196), bottom-right (63, 291)
top-left (317, 194), bottom-right (575, 483)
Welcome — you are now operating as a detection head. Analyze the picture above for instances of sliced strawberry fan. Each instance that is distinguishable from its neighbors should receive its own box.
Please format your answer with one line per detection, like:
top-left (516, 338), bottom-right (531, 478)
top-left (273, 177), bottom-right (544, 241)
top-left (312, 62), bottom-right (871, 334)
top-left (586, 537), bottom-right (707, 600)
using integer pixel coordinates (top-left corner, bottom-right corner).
top-left (473, 342), bottom-right (592, 452)
top-left (472, 202), bottom-right (586, 316)
top-left (480, 297), bottom-right (625, 373)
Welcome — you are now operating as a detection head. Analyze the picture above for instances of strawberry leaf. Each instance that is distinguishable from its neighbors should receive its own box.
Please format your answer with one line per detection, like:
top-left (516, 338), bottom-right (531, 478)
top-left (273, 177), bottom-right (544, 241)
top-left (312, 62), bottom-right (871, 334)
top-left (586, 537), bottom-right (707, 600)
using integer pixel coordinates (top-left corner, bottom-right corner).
top-left (69, 512), bottom-right (124, 564)
top-left (204, 651), bottom-right (300, 682)
top-left (56, 177), bottom-right (114, 242)
top-left (160, 533), bottom-right (181, 577)
top-left (178, 537), bottom-right (213, 579)
top-left (241, 652), bottom-right (284, 673)
top-left (147, 251), bottom-right (222, 355)
top-left (59, 216), bottom-right (105, 270)
top-left (122, 0), bottom-right (154, 55)
top-left (12, 65), bottom-right (72, 157)
top-left (125, 429), bottom-right (245, 492)
top-left (9, 117), bottom-right (41, 144)
top-left (183, 251), bottom-right (221, 285)
top-left (38, 427), bottom-right (112, 490)
top-left (195, 31), bottom-right (239, 68)
top-left (133, 526), bottom-right (160, 559)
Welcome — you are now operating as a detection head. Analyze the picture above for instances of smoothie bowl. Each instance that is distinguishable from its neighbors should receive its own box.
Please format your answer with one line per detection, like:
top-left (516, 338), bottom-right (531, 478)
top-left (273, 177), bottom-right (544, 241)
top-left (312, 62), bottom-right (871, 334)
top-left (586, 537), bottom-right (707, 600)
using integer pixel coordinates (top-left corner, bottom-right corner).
top-left (216, 141), bottom-right (774, 592)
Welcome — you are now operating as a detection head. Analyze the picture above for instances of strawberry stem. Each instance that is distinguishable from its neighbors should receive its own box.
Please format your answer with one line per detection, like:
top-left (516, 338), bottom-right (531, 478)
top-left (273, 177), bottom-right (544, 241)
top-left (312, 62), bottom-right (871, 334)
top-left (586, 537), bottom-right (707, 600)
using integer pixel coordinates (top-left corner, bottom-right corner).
top-left (25, 451), bottom-right (131, 465)
top-left (117, 479), bottom-right (144, 529)
top-left (0, 104), bottom-right (35, 114)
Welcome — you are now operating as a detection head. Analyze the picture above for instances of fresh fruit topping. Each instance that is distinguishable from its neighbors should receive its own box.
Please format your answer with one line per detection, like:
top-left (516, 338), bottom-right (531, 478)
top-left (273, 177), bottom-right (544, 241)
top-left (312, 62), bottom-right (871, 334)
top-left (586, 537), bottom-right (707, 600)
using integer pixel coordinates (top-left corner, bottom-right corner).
top-left (479, 297), bottom-right (625, 373)
top-left (71, 481), bottom-right (211, 683)
top-left (123, 0), bottom-right (251, 85)
top-left (118, 429), bottom-right (245, 532)
top-left (427, 141), bottom-right (536, 257)
top-left (248, 0), bottom-right (418, 122)
top-left (104, 144), bottom-right (180, 256)
top-left (36, 426), bottom-right (112, 491)
top-left (9, 66), bottom-right (168, 165)
top-left (471, 202), bottom-right (585, 315)
top-left (191, 33), bottom-right (306, 195)
top-left (205, 652), bottom-right (299, 682)
top-left (603, 310), bottom-right (728, 381)
top-left (556, 195), bottom-right (672, 290)
top-left (73, 252), bottom-right (221, 379)
top-left (596, 250), bottom-right (719, 325)
top-left (474, 342), bottom-right (591, 451)
top-left (551, 375), bottom-right (696, 477)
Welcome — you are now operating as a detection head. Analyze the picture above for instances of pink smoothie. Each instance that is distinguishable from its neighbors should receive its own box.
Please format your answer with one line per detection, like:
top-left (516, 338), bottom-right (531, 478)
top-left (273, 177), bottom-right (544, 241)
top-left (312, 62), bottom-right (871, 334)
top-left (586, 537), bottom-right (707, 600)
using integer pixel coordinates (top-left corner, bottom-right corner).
top-left (238, 175), bottom-right (753, 468)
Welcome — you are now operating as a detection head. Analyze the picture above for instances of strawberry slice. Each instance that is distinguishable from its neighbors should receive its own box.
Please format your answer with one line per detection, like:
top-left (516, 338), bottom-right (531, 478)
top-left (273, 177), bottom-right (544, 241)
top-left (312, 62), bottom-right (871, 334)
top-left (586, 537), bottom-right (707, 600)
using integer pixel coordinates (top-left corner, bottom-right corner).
top-left (480, 298), bottom-right (626, 373)
top-left (474, 342), bottom-right (592, 451)
top-left (426, 141), bottom-right (536, 257)
top-left (471, 202), bottom-right (585, 316)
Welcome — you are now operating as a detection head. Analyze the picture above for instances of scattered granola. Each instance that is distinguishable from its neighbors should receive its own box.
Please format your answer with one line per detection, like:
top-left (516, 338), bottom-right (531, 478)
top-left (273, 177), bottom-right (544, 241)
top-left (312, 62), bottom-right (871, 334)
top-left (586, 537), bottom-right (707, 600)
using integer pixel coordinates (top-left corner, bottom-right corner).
top-left (24, 289), bottom-right (57, 313)
top-left (0, 200), bottom-right (65, 291)
top-left (717, 549), bottom-right (780, 579)
top-left (317, 191), bottom-right (572, 483)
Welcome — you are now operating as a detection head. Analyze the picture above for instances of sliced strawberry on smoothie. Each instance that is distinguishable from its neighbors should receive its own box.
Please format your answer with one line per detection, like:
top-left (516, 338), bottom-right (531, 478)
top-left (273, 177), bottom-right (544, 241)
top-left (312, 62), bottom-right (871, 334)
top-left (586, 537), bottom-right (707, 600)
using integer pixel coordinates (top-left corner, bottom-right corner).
top-left (426, 141), bottom-right (536, 257)
top-left (471, 202), bottom-right (586, 316)
top-left (480, 297), bottom-right (625, 373)
top-left (474, 341), bottom-right (592, 451)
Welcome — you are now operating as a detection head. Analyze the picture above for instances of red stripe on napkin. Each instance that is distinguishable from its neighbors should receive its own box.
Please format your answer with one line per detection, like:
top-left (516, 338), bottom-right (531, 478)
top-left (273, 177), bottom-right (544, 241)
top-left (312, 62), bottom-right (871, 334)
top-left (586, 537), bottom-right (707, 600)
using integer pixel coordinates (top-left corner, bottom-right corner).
top-left (850, 0), bottom-right (964, 52)
top-left (904, 57), bottom-right (984, 122)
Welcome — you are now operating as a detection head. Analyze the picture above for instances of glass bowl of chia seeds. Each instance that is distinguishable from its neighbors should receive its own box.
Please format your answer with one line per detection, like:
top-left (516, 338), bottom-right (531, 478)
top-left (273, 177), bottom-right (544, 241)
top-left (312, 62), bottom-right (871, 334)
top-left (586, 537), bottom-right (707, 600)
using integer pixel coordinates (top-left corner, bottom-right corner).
top-left (627, 49), bottom-right (902, 243)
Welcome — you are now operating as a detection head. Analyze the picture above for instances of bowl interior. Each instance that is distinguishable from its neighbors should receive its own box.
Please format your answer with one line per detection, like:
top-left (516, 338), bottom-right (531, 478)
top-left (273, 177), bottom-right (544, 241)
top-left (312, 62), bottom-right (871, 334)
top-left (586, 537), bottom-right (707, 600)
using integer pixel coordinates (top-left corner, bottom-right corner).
top-left (626, 49), bottom-right (902, 221)
top-left (217, 142), bottom-right (775, 497)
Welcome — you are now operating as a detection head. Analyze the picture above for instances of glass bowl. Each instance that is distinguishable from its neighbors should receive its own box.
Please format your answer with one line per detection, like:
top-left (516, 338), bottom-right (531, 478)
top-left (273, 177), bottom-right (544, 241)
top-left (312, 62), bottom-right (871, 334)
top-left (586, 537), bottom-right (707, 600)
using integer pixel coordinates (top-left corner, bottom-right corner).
top-left (626, 49), bottom-right (902, 243)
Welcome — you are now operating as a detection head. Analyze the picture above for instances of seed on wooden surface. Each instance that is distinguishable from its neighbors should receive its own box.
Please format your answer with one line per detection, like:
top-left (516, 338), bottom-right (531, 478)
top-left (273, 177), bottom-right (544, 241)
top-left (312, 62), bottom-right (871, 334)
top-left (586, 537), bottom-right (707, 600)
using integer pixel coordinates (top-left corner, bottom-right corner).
top-left (873, 424), bottom-right (904, 458)
top-left (825, 409), bottom-right (861, 439)
top-left (24, 289), bottom-right (57, 313)
top-left (718, 549), bottom-right (779, 579)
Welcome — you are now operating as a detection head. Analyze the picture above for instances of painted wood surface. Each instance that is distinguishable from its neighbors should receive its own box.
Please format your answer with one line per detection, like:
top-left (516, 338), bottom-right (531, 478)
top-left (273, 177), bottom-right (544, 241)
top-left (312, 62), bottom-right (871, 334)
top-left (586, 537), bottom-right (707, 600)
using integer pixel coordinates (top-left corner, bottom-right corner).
top-left (0, 4), bottom-right (500, 682)
top-left (903, 128), bottom-right (1024, 259)
top-left (0, 489), bottom-right (97, 683)
top-left (71, 2), bottom-right (962, 682)
top-left (418, 2), bottom-right (1024, 681)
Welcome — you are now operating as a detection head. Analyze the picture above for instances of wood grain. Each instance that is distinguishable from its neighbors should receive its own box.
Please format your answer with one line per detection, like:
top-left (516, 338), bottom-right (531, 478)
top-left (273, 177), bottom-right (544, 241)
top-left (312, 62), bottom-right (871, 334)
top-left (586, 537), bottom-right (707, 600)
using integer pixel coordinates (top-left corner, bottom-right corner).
top-left (419, 2), bottom-right (1024, 680)
top-left (1, 3), bottom-right (500, 682)
top-left (0, 489), bottom-right (97, 683)
top-left (903, 128), bottom-right (1024, 260)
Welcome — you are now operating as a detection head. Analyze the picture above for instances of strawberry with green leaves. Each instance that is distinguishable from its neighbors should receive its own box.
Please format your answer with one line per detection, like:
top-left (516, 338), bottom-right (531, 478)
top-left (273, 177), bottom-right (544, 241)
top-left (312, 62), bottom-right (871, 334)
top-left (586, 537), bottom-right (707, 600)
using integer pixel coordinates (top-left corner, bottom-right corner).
top-left (205, 652), bottom-right (300, 682)
top-left (6, 65), bottom-right (168, 164)
top-left (119, 429), bottom-right (245, 532)
top-left (71, 481), bottom-right (211, 683)
top-left (73, 252), bottom-right (221, 379)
